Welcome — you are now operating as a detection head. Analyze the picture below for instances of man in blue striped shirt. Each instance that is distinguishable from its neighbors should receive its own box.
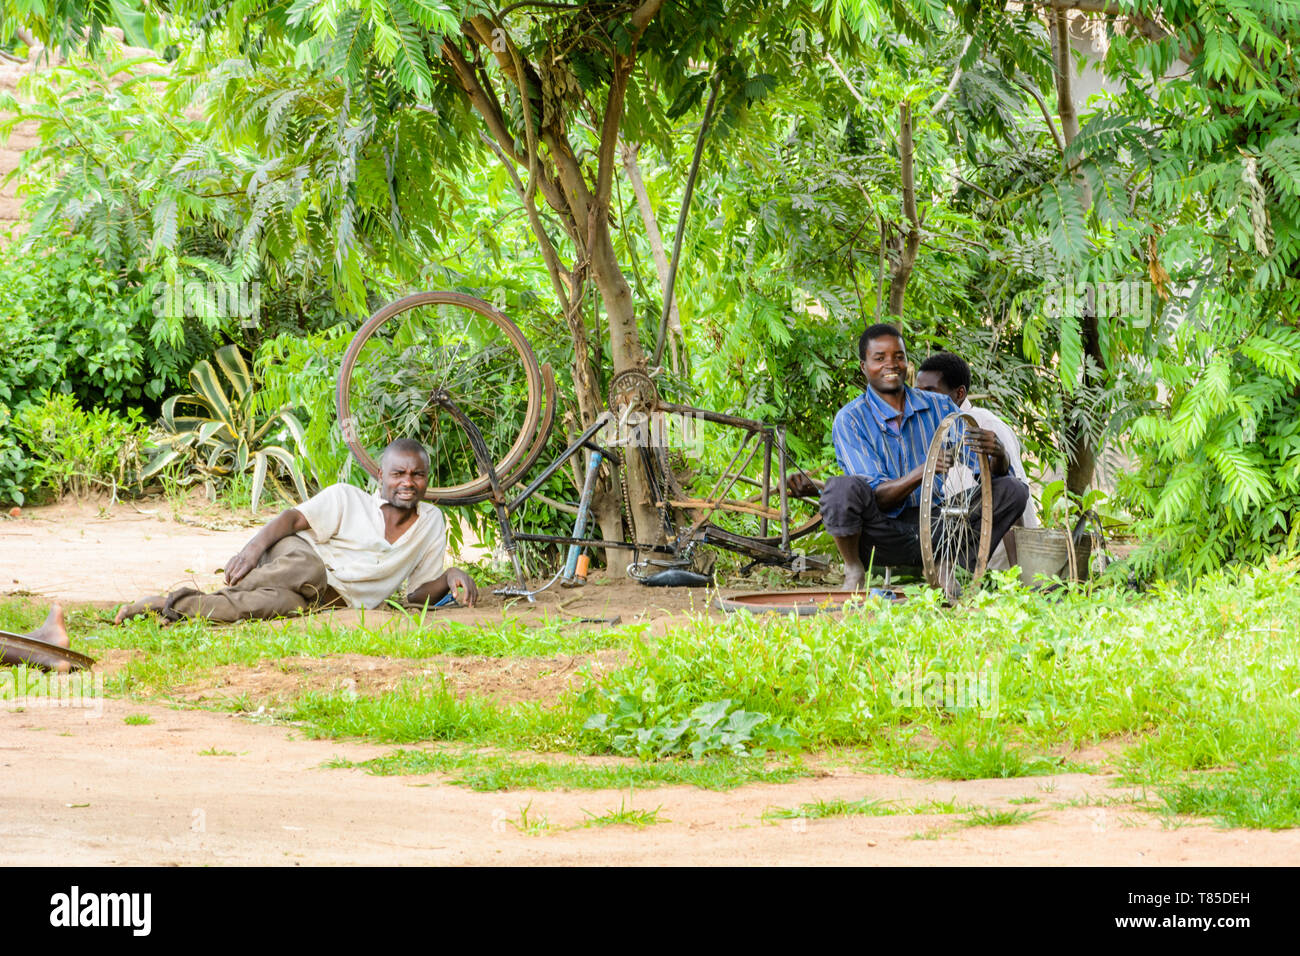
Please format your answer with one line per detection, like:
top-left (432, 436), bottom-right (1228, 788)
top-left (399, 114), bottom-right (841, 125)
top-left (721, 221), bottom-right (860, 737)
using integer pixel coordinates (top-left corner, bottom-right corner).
top-left (818, 324), bottom-right (1029, 590)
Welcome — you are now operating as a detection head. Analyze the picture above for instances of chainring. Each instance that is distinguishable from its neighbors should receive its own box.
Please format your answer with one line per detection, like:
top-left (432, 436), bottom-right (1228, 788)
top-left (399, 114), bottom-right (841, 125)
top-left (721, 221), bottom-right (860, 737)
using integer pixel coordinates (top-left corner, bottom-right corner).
top-left (606, 368), bottom-right (661, 415)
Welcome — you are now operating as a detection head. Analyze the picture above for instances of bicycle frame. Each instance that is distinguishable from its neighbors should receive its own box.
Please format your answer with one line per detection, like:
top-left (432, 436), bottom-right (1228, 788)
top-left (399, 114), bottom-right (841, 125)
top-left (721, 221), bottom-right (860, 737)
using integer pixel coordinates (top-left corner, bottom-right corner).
top-left (433, 395), bottom-right (826, 600)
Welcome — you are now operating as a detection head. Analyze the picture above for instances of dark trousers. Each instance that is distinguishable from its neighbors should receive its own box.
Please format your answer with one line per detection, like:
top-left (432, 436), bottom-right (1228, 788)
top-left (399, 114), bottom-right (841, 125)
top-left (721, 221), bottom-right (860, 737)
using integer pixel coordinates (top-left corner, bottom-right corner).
top-left (820, 474), bottom-right (1029, 570)
top-left (121, 536), bottom-right (342, 623)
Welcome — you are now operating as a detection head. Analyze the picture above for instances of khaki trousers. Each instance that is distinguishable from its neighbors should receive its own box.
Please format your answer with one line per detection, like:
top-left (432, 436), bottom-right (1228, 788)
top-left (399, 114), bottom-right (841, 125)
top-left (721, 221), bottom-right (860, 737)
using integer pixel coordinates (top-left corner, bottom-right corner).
top-left (123, 536), bottom-right (341, 623)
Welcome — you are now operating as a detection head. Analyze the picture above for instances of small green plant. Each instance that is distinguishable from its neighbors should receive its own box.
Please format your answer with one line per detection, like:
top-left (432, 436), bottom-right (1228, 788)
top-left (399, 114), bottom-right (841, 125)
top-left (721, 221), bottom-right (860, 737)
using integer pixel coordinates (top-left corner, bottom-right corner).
top-left (124, 714), bottom-right (153, 725)
top-left (13, 393), bottom-right (147, 500)
top-left (579, 690), bottom-right (801, 760)
top-left (764, 797), bottom-right (897, 821)
top-left (142, 344), bottom-right (309, 512)
top-left (581, 795), bottom-right (666, 830)
top-left (511, 800), bottom-right (555, 836)
top-left (199, 746), bottom-right (239, 756)
top-left (764, 796), bottom-right (973, 821)
top-left (0, 402), bottom-right (31, 505)
top-left (962, 807), bottom-right (1041, 828)
top-left (1008, 796), bottom-right (1040, 805)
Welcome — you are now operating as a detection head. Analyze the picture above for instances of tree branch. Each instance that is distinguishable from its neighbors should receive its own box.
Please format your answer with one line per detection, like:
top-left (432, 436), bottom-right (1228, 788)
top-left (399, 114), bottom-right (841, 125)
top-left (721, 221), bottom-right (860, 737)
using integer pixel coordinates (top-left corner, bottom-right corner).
top-left (1049, 8), bottom-right (1081, 147)
top-left (887, 102), bottom-right (920, 318)
top-left (653, 69), bottom-right (719, 368)
top-left (590, 55), bottom-right (632, 255)
top-left (622, 141), bottom-right (682, 358)
top-left (1013, 73), bottom-right (1066, 153)
top-left (931, 34), bottom-right (975, 115)
top-left (1046, 0), bottom-right (1194, 64)
top-left (478, 131), bottom-right (574, 317)
top-left (444, 28), bottom-right (574, 240)
top-left (823, 52), bottom-right (868, 109)
top-left (440, 38), bottom-right (524, 165)
top-left (630, 0), bottom-right (667, 35)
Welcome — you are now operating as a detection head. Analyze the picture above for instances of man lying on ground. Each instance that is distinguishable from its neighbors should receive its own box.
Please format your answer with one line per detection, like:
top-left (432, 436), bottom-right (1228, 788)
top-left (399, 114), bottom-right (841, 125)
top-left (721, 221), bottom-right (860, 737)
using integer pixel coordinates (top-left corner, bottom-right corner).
top-left (806, 323), bottom-right (1029, 591)
top-left (914, 351), bottom-right (1039, 570)
top-left (115, 438), bottom-right (478, 624)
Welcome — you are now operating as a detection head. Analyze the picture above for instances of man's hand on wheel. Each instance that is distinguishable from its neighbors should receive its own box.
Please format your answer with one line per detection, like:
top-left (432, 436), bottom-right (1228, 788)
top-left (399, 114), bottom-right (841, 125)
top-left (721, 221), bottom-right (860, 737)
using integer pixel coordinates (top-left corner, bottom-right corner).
top-left (964, 427), bottom-right (1005, 460)
top-left (787, 472), bottom-right (822, 498)
top-left (446, 568), bottom-right (478, 607)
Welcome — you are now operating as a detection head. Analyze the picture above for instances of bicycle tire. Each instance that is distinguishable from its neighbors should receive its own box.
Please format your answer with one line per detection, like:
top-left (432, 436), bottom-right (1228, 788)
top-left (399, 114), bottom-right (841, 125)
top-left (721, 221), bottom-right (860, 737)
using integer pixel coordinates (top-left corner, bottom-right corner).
top-left (919, 411), bottom-right (993, 591)
top-left (337, 291), bottom-right (546, 504)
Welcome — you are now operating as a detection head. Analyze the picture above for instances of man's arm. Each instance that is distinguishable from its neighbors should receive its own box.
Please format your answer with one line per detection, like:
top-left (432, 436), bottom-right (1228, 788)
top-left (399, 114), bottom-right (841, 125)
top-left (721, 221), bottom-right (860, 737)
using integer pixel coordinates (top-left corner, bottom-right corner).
top-left (407, 568), bottom-right (478, 607)
top-left (224, 508), bottom-right (310, 585)
top-left (872, 463), bottom-right (929, 511)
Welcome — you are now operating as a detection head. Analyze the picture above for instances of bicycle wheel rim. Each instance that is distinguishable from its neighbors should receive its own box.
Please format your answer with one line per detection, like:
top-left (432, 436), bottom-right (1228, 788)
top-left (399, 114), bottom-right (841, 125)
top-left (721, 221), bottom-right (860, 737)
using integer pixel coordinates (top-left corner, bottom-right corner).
top-left (920, 411), bottom-right (993, 590)
top-left (336, 291), bottom-right (544, 503)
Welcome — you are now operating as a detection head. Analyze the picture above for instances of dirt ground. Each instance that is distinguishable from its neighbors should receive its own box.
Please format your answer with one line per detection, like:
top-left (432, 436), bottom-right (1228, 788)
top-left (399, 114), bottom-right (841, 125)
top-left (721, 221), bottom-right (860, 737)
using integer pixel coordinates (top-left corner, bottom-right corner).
top-left (3, 499), bottom-right (1296, 865)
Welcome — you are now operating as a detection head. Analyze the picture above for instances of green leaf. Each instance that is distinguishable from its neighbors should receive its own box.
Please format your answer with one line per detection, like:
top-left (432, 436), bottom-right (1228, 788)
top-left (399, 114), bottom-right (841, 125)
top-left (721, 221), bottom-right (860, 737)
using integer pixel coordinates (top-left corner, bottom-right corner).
top-left (251, 449), bottom-right (269, 514)
top-left (1043, 180), bottom-right (1089, 267)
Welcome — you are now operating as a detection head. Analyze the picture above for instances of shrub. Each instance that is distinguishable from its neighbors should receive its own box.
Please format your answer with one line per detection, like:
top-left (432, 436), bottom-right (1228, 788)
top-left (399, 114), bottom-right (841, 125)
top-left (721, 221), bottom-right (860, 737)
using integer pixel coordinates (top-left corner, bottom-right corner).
top-left (0, 234), bottom-right (208, 410)
top-left (12, 393), bottom-right (148, 501)
top-left (142, 345), bottom-right (310, 512)
top-left (0, 402), bottom-right (33, 505)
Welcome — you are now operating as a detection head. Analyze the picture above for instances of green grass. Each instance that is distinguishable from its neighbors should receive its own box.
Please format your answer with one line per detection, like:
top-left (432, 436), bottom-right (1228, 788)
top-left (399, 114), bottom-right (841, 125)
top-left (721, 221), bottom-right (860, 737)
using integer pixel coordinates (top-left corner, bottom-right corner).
top-left (1154, 756), bottom-right (1300, 829)
top-left (5, 560), bottom-right (1300, 824)
top-left (324, 748), bottom-right (811, 791)
top-left (289, 685), bottom-right (577, 748)
top-left (123, 713), bottom-right (153, 725)
top-left (198, 746), bottom-right (239, 756)
top-left (763, 796), bottom-right (973, 821)
top-left (0, 598), bottom-right (633, 701)
top-left (961, 807), bottom-right (1041, 828)
top-left (763, 797), bottom-right (898, 820)
top-left (581, 797), bottom-right (667, 829)
top-left (510, 800), bottom-right (556, 836)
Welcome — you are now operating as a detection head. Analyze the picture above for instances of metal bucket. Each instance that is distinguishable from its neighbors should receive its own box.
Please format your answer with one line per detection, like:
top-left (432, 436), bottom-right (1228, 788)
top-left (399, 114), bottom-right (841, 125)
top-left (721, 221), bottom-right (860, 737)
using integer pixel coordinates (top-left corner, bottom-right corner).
top-left (1014, 527), bottom-right (1093, 586)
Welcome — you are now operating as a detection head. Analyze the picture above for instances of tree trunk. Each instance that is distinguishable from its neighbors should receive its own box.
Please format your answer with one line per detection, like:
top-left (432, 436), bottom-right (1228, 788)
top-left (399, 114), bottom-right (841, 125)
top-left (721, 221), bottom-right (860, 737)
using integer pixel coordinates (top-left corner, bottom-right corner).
top-left (587, 221), bottom-right (665, 551)
top-left (443, 5), bottom-right (671, 568)
top-left (887, 102), bottom-right (921, 318)
top-left (1050, 6), bottom-right (1103, 498)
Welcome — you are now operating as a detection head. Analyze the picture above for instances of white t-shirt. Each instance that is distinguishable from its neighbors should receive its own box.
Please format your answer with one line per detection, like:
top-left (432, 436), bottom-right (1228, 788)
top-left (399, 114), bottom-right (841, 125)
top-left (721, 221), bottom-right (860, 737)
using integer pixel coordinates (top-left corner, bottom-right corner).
top-left (943, 400), bottom-right (1039, 570)
top-left (293, 484), bottom-right (447, 609)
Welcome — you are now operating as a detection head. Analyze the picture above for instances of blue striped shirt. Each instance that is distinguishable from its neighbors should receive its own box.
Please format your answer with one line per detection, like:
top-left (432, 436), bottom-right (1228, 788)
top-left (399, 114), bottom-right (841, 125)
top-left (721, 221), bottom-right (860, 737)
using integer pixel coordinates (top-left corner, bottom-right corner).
top-left (831, 385), bottom-right (961, 517)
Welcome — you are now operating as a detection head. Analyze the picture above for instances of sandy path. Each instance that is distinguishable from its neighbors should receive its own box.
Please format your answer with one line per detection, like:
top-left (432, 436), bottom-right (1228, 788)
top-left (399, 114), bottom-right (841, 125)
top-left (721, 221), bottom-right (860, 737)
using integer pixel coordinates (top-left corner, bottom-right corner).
top-left (3, 699), bottom-right (1294, 866)
top-left (2, 501), bottom-right (253, 605)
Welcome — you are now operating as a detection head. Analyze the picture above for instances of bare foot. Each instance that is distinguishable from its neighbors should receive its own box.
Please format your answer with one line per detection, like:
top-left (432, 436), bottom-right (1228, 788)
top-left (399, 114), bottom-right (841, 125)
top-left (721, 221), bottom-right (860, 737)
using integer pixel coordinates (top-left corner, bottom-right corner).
top-left (842, 563), bottom-right (866, 591)
top-left (28, 604), bottom-right (70, 649)
top-left (0, 605), bottom-right (72, 672)
top-left (115, 595), bottom-right (168, 625)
